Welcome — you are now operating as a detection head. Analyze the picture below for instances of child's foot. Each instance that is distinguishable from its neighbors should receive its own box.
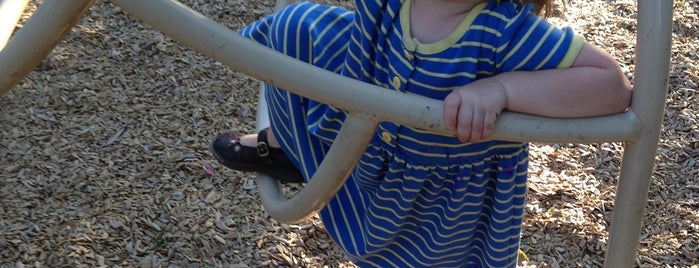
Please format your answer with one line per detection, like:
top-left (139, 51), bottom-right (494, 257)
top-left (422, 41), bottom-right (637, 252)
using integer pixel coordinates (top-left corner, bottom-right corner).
top-left (210, 128), bottom-right (304, 183)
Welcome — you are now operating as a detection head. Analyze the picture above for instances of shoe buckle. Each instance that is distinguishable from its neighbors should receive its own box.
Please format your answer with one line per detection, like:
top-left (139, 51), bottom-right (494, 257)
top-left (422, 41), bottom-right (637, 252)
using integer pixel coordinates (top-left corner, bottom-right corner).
top-left (256, 142), bottom-right (272, 164)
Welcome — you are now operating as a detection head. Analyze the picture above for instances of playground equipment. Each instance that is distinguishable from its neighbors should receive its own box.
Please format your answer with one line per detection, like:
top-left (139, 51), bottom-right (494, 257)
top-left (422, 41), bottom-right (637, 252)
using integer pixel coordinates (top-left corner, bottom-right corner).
top-left (0, 0), bottom-right (673, 267)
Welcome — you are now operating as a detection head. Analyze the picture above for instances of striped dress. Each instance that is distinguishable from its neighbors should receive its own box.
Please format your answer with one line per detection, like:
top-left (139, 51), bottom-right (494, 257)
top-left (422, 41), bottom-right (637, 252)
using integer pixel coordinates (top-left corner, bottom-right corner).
top-left (239, 0), bottom-right (583, 266)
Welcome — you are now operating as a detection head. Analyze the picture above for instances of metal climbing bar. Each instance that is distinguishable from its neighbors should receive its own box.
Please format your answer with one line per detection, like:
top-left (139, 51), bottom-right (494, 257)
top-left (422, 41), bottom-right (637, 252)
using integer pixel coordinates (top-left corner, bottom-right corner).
top-left (109, 0), bottom-right (641, 143)
top-left (604, 1), bottom-right (673, 267)
top-left (0, 0), bottom-right (30, 49)
top-left (108, 0), bottom-right (650, 222)
top-left (105, 4), bottom-right (672, 267)
top-left (256, 113), bottom-right (379, 223)
top-left (0, 0), bottom-right (94, 96)
top-left (255, 0), bottom-right (298, 132)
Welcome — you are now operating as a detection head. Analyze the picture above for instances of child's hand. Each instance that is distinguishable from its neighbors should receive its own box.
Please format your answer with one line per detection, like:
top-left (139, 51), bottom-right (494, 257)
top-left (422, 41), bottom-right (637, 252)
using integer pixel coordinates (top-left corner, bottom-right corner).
top-left (443, 78), bottom-right (509, 143)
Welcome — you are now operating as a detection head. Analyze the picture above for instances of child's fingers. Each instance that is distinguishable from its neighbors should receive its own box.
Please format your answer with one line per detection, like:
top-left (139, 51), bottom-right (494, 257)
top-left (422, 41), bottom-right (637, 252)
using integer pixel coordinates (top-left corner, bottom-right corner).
top-left (481, 110), bottom-right (499, 139)
top-left (483, 113), bottom-right (498, 138)
top-left (469, 109), bottom-right (485, 142)
top-left (443, 93), bottom-right (461, 131)
top-left (456, 103), bottom-right (474, 142)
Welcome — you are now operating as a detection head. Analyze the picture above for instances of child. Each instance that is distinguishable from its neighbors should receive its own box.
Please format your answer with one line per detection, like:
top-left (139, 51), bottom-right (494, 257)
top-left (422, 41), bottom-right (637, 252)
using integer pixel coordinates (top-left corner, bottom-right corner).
top-left (211, 0), bottom-right (632, 266)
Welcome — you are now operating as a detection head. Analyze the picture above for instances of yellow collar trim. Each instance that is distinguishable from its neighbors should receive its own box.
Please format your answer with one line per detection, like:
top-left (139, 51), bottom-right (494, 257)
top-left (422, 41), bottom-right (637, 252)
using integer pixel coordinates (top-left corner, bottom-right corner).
top-left (400, 0), bottom-right (488, 54)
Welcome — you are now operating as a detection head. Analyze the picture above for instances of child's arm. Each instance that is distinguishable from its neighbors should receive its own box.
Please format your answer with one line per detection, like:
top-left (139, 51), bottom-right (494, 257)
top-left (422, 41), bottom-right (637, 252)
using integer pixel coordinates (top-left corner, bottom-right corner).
top-left (498, 43), bottom-right (632, 118)
top-left (443, 42), bottom-right (633, 143)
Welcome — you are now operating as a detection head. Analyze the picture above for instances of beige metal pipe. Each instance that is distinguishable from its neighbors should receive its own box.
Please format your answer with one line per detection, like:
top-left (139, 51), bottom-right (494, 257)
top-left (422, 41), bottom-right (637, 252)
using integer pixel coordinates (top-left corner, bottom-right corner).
top-left (257, 113), bottom-right (378, 223)
top-left (0, 0), bottom-right (30, 49)
top-left (107, 0), bottom-right (647, 225)
top-left (0, 0), bottom-right (94, 96)
top-left (109, 0), bottom-right (640, 144)
top-left (255, 0), bottom-right (296, 132)
top-left (604, 1), bottom-right (673, 267)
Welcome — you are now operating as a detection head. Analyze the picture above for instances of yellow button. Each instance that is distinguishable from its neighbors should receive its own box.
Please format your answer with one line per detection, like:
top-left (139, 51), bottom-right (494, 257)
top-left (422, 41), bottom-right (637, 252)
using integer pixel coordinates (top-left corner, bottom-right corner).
top-left (381, 131), bottom-right (392, 143)
top-left (391, 76), bottom-right (401, 89)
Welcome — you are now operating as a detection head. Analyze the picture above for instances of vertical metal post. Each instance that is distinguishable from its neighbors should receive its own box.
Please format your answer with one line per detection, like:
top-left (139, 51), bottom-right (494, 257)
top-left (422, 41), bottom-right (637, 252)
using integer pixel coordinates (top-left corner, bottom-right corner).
top-left (256, 0), bottom-right (297, 132)
top-left (604, 1), bottom-right (673, 266)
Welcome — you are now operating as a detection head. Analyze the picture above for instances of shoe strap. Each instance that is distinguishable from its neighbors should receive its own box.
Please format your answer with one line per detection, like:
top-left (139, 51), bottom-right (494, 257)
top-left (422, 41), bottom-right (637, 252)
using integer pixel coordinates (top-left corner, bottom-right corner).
top-left (256, 129), bottom-right (273, 165)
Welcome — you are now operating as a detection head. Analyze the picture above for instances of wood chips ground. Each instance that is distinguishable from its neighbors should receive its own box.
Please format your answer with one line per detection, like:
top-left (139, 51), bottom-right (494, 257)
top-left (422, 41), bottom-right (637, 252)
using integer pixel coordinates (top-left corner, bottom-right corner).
top-left (1, 0), bottom-right (697, 267)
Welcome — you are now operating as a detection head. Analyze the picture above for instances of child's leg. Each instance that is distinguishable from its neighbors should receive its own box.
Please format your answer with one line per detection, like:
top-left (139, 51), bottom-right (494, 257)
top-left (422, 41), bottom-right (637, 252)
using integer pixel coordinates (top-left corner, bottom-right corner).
top-left (211, 2), bottom-right (355, 182)
top-left (237, 129), bottom-right (278, 148)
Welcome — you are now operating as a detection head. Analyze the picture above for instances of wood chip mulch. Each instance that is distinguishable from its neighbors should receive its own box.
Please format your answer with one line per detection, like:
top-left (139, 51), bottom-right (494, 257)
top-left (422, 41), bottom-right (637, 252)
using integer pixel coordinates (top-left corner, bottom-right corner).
top-left (1, 0), bottom-right (697, 267)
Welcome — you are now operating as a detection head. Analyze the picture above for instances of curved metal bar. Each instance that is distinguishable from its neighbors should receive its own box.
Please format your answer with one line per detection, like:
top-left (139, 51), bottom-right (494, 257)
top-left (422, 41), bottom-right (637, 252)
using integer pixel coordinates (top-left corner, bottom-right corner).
top-left (0, 0), bottom-right (30, 49)
top-left (0, 0), bottom-right (94, 96)
top-left (110, 0), bottom-right (646, 224)
top-left (109, 0), bottom-right (641, 144)
top-left (604, 1), bottom-right (673, 267)
top-left (257, 113), bottom-right (378, 223)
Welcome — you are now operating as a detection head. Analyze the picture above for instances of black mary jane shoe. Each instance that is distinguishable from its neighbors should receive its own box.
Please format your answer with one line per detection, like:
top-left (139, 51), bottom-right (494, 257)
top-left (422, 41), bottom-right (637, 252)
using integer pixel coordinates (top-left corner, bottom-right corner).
top-left (210, 128), bottom-right (304, 183)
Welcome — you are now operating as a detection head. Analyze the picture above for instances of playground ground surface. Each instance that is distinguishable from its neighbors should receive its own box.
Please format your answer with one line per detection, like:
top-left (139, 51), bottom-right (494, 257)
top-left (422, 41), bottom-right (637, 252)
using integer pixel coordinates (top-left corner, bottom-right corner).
top-left (1, 0), bottom-right (697, 267)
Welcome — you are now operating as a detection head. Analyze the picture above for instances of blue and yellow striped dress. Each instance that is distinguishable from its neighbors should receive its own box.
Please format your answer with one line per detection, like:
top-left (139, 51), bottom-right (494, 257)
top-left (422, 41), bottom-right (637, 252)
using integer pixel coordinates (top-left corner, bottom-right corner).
top-left (239, 0), bottom-right (582, 266)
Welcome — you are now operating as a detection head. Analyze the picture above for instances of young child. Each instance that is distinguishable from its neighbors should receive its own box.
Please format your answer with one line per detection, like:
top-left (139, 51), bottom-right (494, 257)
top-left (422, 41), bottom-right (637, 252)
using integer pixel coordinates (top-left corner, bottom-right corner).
top-left (211, 0), bottom-right (632, 266)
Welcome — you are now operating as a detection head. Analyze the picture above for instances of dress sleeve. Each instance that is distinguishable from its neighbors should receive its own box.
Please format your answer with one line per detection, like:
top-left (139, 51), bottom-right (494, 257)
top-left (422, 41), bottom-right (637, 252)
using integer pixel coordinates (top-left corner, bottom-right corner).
top-left (237, 8), bottom-right (274, 47)
top-left (495, 3), bottom-right (584, 72)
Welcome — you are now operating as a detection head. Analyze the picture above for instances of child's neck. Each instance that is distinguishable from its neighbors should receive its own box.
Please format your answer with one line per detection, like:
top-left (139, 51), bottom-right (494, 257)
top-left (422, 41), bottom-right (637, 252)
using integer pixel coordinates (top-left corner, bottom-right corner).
top-left (409, 0), bottom-right (485, 44)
